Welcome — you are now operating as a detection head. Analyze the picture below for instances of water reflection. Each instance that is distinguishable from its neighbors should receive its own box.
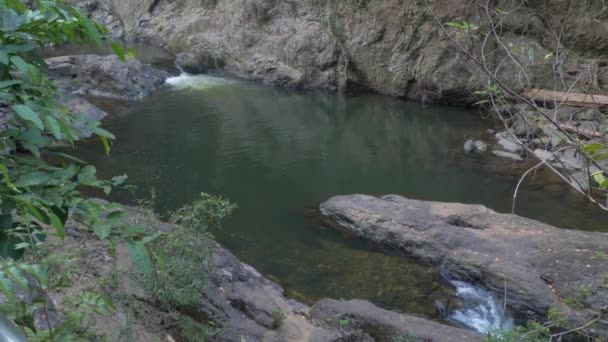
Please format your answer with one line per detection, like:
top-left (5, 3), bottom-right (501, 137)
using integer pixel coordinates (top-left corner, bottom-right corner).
top-left (74, 75), bottom-right (607, 324)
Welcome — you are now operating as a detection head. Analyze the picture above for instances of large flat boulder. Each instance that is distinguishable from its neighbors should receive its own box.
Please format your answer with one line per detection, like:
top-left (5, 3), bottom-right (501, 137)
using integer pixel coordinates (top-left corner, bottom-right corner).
top-left (320, 194), bottom-right (608, 328)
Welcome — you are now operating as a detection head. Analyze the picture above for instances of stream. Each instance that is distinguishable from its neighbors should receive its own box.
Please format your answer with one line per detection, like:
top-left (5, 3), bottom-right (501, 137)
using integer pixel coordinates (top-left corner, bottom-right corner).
top-left (72, 72), bottom-right (608, 333)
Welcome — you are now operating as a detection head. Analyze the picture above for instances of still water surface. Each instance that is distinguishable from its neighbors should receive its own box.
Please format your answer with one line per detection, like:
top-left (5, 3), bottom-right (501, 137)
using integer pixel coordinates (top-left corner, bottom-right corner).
top-left (74, 74), bottom-right (607, 323)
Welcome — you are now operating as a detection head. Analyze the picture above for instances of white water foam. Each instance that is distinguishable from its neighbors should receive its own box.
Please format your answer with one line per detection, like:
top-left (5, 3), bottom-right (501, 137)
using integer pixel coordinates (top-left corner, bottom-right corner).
top-left (165, 73), bottom-right (234, 90)
top-left (447, 280), bottom-right (514, 334)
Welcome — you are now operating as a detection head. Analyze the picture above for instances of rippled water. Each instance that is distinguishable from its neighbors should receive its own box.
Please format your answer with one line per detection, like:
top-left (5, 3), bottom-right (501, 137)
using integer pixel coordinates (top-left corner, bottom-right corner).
top-left (73, 74), bottom-right (608, 331)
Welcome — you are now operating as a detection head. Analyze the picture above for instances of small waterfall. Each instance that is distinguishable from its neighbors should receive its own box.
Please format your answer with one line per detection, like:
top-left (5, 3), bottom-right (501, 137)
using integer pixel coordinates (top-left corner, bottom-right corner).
top-left (165, 73), bottom-right (234, 90)
top-left (436, 273), bottom-right (514, 335)
top-left (447, 280), bottom-right (514, 334)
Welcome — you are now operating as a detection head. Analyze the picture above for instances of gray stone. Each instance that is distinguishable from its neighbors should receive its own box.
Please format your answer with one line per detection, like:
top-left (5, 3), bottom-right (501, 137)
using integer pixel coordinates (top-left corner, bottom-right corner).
top-left (46, 55), bottom-right (169, 101)
top-left (311, 299), bottom-right (481, 342)
top-left (512, 112), bottom-right (541, 136)
top-left (496, 136), bottom-right (522, 153)
top-left (578, 120), bottom-right (601, 134)
top-left (320, 194), bottom-right (608, 327)
top-left (533, 149), bottom-right (555, 162)
top-left (492, 150), bottom-right (523, 161)
top-left (570, 171), bottom-right (590, 192)
top-left (576, 108), bottom-right (605, 123)
top-left (554, 149), bottom-right (584, 170)
top-left (474, 140), bottom-right (488, 153)
top-left (34, 308), bottom-right (63, 331)
top-left (541, 124), bottom-right (569, 147)
top-left (544, 106), bottom-right (576, 122)
top-left (464, 140), bottom-right (475, 154)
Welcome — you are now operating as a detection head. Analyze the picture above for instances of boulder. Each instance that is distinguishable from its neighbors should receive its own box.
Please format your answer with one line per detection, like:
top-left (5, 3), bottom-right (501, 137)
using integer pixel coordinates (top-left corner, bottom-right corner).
top-left (492, 150), bottom-right (523, 161)
top-left (464, 140), bottom-right (475, 154)
top-left (320, 194), bottom-right (608, 328)
top-left (474, 140), bottom-right (488, 153)
top-left (201, 241), bottom-right (340, 341)
top-left (512, 115), bottom-right (541, 137)
top-left (576, 109), bottom-right (605, 123)
top-left (495, 132), bottom-right (522, 153)
top-left (310, 299), bottom-right (481, 341)
top-left (46, 54), bottom-right (169, 101)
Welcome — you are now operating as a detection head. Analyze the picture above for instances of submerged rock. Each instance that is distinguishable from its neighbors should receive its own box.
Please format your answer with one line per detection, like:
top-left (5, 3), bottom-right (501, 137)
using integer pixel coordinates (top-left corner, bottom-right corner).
top-left (492, 150), bottom-right (523, 161)
top-left (320, 194), bottom-right (608, 329)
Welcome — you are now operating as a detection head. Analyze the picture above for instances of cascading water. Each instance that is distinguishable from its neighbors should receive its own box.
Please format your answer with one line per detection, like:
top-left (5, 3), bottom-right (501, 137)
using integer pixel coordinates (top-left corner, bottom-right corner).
top-left (165, 73), bottom-right (235, 90)
top-left (437, 277), bottom-right (514, 334)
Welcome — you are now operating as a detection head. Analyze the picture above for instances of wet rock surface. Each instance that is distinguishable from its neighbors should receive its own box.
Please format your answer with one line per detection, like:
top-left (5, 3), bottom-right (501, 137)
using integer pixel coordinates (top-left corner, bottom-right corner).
top-left (202, 231), bottom-right (482, 341)
top-left (46, 54), bottom-right (169, 101)
top-left (311, 299), bottom-right (481, 341)
top-left (320, 194), bottom-right (608, 329)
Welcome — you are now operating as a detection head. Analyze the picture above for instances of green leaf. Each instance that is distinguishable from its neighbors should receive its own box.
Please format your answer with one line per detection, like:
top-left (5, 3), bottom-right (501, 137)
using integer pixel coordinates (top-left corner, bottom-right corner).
top-left (583, 143), bottom-right (604, 155)
top-left (3, 43), bottom-right (35, 54)
top-left (77, 165), bottom-right (96, 183)
top-left (47, 212), bottom-right (65, 239)
top-left (52, 152), bottom-right (87, 165)
top-left (0, 163), bottom-right (17, 191)
top-left (0, 273), bottom-right (15, 301)
top-left (92, 126), bottom-right (115, 139)
top-left (0, 80), bottom-right (22, 88)
top-left (1, 8), bottom-right (23, 31)
top-left (142, 231), bottom-right (164, 244)
top-left (18, 263), bottom-right (48, 287)
top-left (14, 172), bottom-right (49, 187)
top-left (7, 266), bottom-right (28, 290)
top-left (127, 47), bottom-right (136, 59)
top-left (12, 104), bottom-right (44, 130)
top-left (77, 13), bottom-right (102, 45)
top-left (126, 241), bottom-right (153, 275)
top-left (44, 115), bottom-right (62, 140)
top-left (112, 174), bottom-right (128, 186)
top-left (93, 221), bottom-right (111, 239)
top-left (111, 42), bottom-right (126, 61)
top-left (100, 136), bottom-right (111, 155)
top-left (0, 50), bottom-right (8, 65)
top-left (9, 55), bottom-right (32, 75)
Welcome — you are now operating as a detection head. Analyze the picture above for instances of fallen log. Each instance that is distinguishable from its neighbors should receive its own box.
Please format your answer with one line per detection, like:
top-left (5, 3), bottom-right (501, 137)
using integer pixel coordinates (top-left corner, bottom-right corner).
top-left (522, 88), bottom-right (608, 108)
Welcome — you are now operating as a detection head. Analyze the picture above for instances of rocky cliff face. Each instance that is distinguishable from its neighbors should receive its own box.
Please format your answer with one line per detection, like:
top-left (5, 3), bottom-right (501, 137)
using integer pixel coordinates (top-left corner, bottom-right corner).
top-left (75, 0), bottom-right (608, 104)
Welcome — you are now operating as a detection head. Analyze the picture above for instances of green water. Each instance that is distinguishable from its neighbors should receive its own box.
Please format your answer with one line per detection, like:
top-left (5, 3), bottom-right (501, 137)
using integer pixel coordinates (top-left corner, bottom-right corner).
top-left (74, 75), bottom-right (607, 320)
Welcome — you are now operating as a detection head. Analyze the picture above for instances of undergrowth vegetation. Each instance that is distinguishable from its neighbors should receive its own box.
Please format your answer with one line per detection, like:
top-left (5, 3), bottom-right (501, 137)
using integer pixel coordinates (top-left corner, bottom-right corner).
top-left (0, 1), bottom-right (233, 340)
top-left (139, 193), bottom-right (236, 309)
